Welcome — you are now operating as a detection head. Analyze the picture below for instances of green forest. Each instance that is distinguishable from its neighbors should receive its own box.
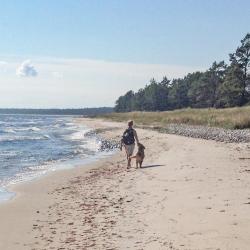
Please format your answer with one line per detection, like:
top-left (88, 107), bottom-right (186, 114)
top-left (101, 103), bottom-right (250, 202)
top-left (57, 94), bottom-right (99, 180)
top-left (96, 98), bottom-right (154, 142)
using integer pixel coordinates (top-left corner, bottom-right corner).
top-left (115, 33), bottom-right (250, 112)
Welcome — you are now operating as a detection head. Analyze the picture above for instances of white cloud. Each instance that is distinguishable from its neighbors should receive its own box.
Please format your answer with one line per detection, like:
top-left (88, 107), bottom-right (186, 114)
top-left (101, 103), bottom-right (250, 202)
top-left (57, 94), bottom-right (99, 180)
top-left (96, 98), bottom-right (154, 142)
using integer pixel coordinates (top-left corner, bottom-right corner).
top-left (0, 61), bottom-right (7, 65)
top-left (52, 71), bottom-right (63, 79)
top-left (16, 60), bottom-right (38, 77)
top-left (0, 61), bottom-right (8, 72)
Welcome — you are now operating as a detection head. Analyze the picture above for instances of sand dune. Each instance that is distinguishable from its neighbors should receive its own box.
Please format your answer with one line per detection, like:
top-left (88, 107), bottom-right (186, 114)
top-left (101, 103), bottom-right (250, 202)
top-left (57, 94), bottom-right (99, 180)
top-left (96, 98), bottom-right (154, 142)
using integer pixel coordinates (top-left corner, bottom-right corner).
top-left (0, 118), bottom-right (250, 250)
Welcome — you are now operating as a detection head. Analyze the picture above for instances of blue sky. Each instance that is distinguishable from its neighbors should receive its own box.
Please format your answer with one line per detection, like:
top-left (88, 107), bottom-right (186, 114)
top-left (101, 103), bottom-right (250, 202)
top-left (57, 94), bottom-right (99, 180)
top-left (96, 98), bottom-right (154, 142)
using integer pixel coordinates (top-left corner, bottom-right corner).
top-left (0, 0), bottom-right (249, 108)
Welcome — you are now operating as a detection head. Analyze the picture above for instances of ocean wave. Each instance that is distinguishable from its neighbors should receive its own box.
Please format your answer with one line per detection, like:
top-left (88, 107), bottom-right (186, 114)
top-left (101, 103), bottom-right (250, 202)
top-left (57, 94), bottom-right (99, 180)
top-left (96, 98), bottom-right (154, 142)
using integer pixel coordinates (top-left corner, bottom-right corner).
top-left (72, 148), bottom-right (90, 155)
top-left (30, 126), bottom-right (41, 131)
top-left (70, 131), bottom-right (85, 140)
top-left (0, 135), bottom-right (49, 142)
top-left (65, 122), bottom-right (75, 126)
top-left (27, 164), bottom-right (52, 171)
top-left (81, 139), bottom-right (101, 152)
top-left (0, 151), bottom-right (19, 157)
top-left (14, 126), bottom-right (41, 132)
top-left (68, 128), bottom-right (90, 140)
top-left (1, 128), bottom-right (16, 133)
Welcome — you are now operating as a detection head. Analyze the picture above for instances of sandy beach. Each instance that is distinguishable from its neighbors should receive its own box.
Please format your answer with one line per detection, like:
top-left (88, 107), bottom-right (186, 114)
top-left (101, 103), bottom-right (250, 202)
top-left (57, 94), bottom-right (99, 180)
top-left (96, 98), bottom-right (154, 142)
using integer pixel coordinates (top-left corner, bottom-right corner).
top-left (0, 118), bottom-right (250, 250)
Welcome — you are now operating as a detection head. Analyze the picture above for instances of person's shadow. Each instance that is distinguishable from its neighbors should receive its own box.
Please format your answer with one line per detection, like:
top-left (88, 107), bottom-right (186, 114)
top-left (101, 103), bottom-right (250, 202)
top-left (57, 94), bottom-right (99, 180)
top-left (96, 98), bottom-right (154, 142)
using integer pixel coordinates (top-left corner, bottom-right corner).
top-left (140, 164), bottom-right (165, 169)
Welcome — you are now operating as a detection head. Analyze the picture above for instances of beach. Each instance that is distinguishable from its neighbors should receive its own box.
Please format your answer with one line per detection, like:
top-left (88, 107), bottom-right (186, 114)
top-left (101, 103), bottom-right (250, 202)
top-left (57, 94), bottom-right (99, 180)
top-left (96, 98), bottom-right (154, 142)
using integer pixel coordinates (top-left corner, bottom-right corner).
top-left (1, 118), bottom-right (250, 250)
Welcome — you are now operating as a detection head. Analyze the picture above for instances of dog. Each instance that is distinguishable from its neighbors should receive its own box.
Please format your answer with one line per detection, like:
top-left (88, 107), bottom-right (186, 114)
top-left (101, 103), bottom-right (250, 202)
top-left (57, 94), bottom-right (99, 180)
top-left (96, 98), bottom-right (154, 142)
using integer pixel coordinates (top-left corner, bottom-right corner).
top-left (130, 143), bottom-right (145, 168)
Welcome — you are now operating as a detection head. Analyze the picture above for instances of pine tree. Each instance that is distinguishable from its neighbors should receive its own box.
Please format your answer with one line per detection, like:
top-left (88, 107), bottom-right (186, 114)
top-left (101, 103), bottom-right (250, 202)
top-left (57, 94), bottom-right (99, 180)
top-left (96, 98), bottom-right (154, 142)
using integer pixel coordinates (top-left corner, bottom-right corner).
top-left (217, 63), bottom-right (244, 107)
top-left (188, 62), bottom-right (226, 108)
top-left (229, 33), bottom-right (250, 104)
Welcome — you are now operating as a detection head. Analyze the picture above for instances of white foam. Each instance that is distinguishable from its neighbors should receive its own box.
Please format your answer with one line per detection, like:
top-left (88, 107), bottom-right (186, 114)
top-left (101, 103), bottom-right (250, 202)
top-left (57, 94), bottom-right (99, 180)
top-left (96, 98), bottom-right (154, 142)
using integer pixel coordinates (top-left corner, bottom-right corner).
top-left (30, 127), bottom-right (41, 131)
top-left (0, 151), bottom-right (19, 157)
top-left (0, 187), bottom-right (15, 202)
top-left (69, 127), bottom-right (90, 140)
top-left (0, 135), bottom-right (48, 142)
top-left (43, 134), bottom-right (51, 139)
top-left (84, 138), bottom-right (102, 152)
top-left (3, 128), bottom-right (16, 133)
top-left (14, 126), bottom-right (40, 132)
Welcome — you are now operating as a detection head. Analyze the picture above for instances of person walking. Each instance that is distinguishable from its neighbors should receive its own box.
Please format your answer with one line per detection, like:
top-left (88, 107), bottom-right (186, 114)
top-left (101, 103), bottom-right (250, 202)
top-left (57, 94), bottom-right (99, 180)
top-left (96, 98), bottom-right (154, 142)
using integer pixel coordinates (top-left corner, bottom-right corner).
top-left (121, 120), bottom-right (139, 168)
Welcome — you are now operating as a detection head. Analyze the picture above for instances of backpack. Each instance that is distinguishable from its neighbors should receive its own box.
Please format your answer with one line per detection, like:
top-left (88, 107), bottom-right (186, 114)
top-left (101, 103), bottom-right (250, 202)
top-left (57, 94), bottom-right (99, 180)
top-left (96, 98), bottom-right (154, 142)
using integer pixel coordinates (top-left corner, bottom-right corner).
top-left (122, 128), bottom-right (135, 145)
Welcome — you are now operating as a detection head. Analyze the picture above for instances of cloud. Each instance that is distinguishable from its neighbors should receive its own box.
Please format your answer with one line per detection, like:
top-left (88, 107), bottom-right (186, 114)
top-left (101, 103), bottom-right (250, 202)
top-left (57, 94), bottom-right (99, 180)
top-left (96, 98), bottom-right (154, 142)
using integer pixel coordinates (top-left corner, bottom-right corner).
top-left (0, 61), bottom-right (7, 65)
top-left (0, 61), bottom-right (8, 72)
top-left (16, 60), bottom-right (38, 77)
top-left (52, 71), bottom-right (63, 79)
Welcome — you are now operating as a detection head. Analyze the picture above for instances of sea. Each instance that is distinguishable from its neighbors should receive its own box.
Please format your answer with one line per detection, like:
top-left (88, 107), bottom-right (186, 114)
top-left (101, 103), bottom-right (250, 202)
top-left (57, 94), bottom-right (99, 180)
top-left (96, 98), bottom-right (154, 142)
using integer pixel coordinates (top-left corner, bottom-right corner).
top-left (0, 114), bottom-right (114, 202)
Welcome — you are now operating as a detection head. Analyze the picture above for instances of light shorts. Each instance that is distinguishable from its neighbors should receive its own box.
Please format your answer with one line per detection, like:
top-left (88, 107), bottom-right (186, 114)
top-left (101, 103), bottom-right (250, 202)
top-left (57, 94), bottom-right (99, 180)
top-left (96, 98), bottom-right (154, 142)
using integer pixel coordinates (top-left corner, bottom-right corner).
top-left (124, 143), bottom-right (135, 157)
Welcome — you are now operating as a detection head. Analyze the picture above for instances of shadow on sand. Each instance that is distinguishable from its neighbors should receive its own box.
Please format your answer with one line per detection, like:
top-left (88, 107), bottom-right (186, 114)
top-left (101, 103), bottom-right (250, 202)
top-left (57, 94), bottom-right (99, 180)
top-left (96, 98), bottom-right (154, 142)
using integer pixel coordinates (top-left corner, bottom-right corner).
top-left (140, 164), bottom-right (165, 169)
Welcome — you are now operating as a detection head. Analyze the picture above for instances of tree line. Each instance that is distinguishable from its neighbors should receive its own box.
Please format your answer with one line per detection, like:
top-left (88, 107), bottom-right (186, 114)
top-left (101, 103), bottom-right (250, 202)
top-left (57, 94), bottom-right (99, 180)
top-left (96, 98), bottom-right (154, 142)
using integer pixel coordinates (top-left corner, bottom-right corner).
top-left (114, 33), bottom-right (250, 112)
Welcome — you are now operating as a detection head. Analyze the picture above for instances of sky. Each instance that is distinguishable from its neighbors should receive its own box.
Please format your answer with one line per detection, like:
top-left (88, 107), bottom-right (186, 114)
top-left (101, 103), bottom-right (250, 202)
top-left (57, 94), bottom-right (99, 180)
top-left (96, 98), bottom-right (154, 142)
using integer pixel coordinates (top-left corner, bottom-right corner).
top-left (0, 0), bottom-right (249, 108)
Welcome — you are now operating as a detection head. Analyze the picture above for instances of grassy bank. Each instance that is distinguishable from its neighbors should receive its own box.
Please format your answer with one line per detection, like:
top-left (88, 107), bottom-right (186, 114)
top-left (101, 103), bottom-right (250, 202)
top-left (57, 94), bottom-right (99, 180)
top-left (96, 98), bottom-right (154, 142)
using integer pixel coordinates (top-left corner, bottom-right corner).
top-left (98, 106), bottom-right (250, 129)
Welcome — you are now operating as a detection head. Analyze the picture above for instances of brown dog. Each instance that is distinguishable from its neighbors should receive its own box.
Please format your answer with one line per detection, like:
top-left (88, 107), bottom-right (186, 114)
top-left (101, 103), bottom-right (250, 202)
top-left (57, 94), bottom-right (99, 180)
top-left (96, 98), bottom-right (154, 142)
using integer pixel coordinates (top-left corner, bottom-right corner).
top-left (130, 143), bottom-right (145, 168)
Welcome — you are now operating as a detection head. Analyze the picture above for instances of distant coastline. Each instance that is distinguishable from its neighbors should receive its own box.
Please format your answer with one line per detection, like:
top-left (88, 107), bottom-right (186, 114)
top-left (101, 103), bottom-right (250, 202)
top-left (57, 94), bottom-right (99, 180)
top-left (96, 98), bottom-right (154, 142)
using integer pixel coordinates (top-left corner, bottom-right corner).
top-left (0, 107), bottom-right (113, 116)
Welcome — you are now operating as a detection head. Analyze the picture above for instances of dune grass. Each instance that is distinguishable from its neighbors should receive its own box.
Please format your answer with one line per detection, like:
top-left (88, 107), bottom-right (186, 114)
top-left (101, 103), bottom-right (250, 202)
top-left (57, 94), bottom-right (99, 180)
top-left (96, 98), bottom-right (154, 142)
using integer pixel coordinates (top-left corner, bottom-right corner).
top-left (98, 106), bottom-right (250, 130)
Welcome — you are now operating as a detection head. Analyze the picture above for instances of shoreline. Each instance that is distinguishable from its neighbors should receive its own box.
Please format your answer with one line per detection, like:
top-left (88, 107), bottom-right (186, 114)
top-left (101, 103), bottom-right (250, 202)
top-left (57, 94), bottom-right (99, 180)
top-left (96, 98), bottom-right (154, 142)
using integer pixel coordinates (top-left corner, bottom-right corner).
top-left (0, 119), bottom-right (119, 204)
top-left (1, 118), bottom-right (250, 249)
top-left (0, 149), bottom-right (115, 205)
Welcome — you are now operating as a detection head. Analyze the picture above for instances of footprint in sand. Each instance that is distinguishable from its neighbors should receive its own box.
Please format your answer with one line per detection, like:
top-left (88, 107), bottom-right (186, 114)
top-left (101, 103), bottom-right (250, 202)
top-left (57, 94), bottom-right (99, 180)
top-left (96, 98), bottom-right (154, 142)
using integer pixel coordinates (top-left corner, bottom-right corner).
top-left (189, 232), bottom-right (202, 236)
top-left (169, 218), bottom-right (178, 223)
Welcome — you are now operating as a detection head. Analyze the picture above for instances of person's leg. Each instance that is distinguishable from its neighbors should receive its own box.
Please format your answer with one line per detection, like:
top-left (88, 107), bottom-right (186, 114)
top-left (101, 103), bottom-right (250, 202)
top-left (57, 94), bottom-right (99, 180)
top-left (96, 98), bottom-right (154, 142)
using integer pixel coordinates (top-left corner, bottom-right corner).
top-left (126, 144), bottom-right (135, 168)
top-left (136, 160), bottom-right (138, 168)
top-left (127, 154), bottom-right (132, 167)
top-left (124, 145), bottom-right (130, 168)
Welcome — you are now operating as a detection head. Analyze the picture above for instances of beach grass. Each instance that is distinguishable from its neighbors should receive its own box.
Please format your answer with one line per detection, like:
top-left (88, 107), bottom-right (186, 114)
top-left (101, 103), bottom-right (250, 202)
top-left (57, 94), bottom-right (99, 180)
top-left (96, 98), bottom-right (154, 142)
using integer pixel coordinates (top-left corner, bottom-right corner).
top-left (97, 106), bottom-right (250, 130)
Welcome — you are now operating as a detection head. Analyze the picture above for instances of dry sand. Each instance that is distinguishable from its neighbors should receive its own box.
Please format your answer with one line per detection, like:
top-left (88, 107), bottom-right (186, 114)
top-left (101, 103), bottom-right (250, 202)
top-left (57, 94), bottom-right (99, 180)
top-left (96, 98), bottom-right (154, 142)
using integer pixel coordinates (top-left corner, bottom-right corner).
top-left (0, 118), bottom-right (250, 250)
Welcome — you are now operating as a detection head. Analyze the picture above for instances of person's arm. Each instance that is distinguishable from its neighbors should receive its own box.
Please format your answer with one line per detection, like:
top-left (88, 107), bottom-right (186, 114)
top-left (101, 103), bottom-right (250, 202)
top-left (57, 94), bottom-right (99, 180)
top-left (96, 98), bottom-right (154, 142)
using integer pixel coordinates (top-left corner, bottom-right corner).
top-left (120, 131), bottom-right (124, 151)
top-left (119, 139), bottom-right (123, 151)
top-left (133, 129), bottom-right (139, 145)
